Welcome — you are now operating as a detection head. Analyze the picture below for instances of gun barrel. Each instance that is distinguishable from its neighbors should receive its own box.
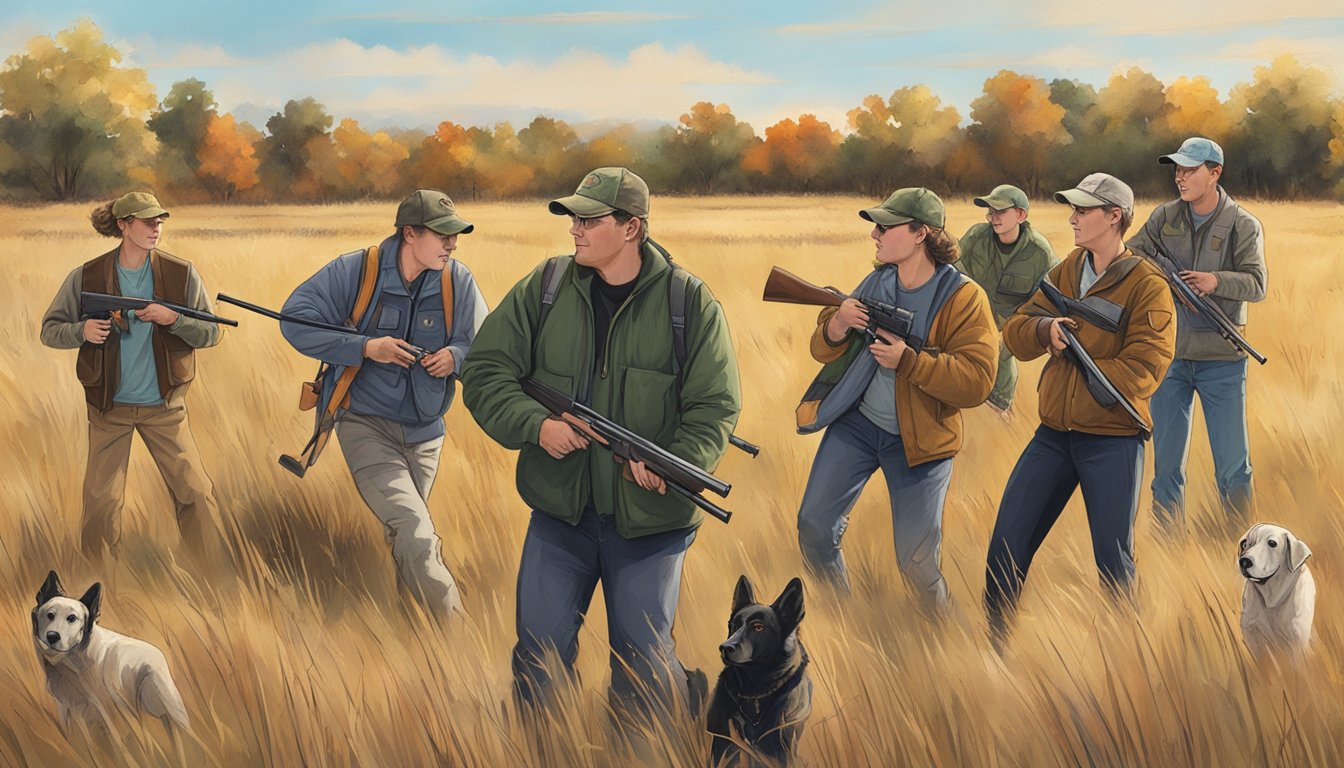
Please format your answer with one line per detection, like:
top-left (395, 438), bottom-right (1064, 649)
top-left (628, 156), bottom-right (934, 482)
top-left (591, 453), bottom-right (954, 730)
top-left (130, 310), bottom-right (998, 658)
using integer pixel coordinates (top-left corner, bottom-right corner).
top-left (81, 291), bottom-right (238, 326)
top-left (217, 294), bottom-right (357, 335)
top-left (728, 434), bottom-right (760, 458)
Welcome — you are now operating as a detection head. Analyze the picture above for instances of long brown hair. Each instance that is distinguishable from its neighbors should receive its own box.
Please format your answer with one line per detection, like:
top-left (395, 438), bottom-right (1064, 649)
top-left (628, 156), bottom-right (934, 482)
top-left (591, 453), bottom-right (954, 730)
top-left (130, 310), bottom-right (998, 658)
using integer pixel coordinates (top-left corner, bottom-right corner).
top-left (913, 222), bottom-right (960, 265)
top-left (89, 202), bottom-right (121, 238)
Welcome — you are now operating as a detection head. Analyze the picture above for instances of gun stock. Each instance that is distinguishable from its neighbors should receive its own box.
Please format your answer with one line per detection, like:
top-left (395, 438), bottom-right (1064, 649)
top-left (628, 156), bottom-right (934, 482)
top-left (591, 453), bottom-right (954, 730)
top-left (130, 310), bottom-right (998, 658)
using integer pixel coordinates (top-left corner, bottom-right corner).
top-left (763, 267), bottom-right (846, 308)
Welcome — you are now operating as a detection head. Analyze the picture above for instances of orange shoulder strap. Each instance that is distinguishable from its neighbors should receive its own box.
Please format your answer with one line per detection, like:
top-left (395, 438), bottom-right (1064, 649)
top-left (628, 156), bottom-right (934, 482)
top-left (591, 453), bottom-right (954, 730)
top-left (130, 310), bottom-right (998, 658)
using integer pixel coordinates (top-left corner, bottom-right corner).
top-left (330, 245), bottom-right (381, 411)
top-left (441, 260), bottom-right (455, 337)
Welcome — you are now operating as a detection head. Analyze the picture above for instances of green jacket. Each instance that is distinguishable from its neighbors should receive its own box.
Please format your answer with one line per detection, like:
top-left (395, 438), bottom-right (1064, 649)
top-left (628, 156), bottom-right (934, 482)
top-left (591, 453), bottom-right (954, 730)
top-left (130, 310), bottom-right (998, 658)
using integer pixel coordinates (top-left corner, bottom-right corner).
top-left (461, 242), bottom-right (741, 538)
top-left (956, 222), bottom-right (1058, 328)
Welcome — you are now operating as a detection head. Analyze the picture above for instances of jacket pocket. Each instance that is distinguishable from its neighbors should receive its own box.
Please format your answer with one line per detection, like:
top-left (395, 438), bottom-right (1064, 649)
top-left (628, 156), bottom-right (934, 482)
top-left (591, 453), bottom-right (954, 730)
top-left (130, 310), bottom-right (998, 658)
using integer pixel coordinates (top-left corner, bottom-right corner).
top-left (996, 271), bottom-right (1037, 301)
top-left (411, 310), bottom-right (446, 350)
top-left (622, 366), bottom-right (677, 442)
top-left (76, 346), bottom-right (103, 387)
top-left (375, 305), bottom-right (402, 331)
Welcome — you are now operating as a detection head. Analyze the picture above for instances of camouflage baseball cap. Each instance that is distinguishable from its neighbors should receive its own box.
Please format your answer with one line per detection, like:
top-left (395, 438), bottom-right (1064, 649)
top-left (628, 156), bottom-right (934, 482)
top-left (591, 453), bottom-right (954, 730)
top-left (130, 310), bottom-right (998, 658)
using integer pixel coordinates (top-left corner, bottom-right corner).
top-left (859, 187), bottom-right (945, 229)
top-left (395, 189), bottom-right (474, 235)
top-left (549, 167), bottom-right (650, 218)
top-left (1054, 173), bottom-right (1134, 214)
top-left (112, 191), bottom-right (169, 219)
top-left (974, 184), bottom-right (1030, 212)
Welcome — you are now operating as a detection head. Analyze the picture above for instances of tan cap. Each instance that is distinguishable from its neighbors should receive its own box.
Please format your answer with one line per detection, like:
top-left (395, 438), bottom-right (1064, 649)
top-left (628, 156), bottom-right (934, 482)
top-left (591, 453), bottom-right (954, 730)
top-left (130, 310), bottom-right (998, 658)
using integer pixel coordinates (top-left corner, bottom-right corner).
top-left (1053, 173), bottom-right (1134, 214)
top-left (112, 191), bottom-right (169, 219)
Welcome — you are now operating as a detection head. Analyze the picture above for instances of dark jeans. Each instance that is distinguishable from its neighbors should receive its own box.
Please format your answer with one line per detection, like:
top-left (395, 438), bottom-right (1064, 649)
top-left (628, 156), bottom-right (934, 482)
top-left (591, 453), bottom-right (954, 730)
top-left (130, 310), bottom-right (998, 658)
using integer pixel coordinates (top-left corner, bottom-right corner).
top-left (512, 507), bottom-right (696, 714)
top-left (984, 425), bottom-right (1144, 639)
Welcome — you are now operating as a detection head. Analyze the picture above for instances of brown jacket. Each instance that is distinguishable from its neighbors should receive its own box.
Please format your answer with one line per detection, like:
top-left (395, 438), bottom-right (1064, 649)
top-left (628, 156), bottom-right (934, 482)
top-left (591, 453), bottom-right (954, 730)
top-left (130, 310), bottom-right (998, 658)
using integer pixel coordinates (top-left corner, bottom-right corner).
top-left (808, 280), bottom-right (998, 466)
top-left (1004, 248), bottom-right (1175, 436)
top-left (40, 248), bottom-right (221, 412)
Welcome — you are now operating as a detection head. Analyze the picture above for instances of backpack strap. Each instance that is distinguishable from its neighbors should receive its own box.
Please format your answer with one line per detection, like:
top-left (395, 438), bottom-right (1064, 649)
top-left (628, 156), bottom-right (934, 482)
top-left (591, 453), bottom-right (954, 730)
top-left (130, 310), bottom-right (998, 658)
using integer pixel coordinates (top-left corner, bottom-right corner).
top-left (538, 255), bottom-right (570, 331)
top-left (284, 245), bottom-right (381, 476)
top-left (441, 259), bottom-right (456, 339)
top-left (668, 267), bottom-right (698, 380)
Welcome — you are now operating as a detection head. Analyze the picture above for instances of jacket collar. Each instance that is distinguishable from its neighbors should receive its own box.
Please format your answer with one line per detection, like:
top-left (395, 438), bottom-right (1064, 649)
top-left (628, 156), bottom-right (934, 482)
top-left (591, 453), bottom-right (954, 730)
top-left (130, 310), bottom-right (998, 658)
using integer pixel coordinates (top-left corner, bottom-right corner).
top-left (378, 234), bottom-right (443, 296)
top-left (1065, 247), bottom-right (1143, 297)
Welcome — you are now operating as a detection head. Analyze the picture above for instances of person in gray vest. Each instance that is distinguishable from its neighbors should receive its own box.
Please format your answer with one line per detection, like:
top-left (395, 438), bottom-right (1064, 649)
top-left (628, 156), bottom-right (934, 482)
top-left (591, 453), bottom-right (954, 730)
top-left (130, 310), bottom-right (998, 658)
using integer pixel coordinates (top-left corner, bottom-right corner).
top-left (461, 167), bottom-right (741, 718)
top-left (280, 190), bottom-right (488, 624)
top-left (40, 191), bottom-right (228, 566)
top-left (957, 184), bottom-right (1058, 416)
top-left (794, 188), bottom-right (998, 614)
top-left (1126, 138), bottom-right (1266, 527)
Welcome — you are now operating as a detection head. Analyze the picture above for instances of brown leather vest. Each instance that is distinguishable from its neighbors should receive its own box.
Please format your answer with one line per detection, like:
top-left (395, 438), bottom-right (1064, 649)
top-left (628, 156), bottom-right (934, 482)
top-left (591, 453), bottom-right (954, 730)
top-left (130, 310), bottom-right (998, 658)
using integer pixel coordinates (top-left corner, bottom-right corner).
top-left (77, 248), bottom-right (195, 411)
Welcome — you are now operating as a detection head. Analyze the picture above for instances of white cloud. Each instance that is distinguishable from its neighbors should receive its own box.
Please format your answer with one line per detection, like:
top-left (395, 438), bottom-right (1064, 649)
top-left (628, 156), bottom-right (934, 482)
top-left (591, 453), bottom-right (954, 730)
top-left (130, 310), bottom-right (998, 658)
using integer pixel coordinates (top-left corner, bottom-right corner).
top-left (192, 40), bottom-right (772, 126)
top-left (1040, 0), bottom-right (1342, 34)
top-left (139, 44), bottom-right (251, 69)
top-left (1208, 36), bottom-right (1344, 74)
top-left (328, 12), bottom-right (691, 25)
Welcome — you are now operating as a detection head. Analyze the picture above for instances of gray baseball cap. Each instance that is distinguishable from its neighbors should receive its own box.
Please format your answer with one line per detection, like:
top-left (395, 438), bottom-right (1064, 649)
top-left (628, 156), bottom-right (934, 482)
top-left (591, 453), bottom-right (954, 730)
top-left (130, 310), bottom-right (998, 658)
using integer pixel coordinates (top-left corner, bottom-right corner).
top-left (974, 184), bottom-right (1030, 212)
top-left (1054, 173), bottom-right (1134, 214)
top-left (1160, 136), bottom-right (1224, 167)
top-left (549, 167), bottom-right (650, 218)
top-left (395, 189), bottom-right (474, 235)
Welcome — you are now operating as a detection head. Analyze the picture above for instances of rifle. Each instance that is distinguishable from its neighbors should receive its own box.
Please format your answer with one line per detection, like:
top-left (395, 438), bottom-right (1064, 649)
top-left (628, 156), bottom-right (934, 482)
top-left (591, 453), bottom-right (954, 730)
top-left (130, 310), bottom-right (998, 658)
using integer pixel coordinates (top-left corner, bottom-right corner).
top-left (80, 292), bottom-right (238, 326)
top-left (522, 377), bottom-right (734, 524)
top-left (216, 293), bottom-right (433, 364)
top-left (1143, 240), bottom-right (1267, 365)
top-left (1038, 281), bottom-right (1150, 438)
top-left (762, 267), bottom-right (920, 348)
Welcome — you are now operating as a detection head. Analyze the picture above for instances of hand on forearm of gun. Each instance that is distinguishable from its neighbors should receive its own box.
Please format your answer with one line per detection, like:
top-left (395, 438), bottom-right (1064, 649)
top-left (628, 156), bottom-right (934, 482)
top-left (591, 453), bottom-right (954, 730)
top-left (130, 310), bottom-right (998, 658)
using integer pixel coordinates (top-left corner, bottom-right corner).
top-left (135, 302), bottom-right (181, 326)
top-left (363, 336), bottom-right (420, 368)
top-left (1178, 270), bottom-right (1218, 297)
top-left (627, 460), bottom-right (667, 494)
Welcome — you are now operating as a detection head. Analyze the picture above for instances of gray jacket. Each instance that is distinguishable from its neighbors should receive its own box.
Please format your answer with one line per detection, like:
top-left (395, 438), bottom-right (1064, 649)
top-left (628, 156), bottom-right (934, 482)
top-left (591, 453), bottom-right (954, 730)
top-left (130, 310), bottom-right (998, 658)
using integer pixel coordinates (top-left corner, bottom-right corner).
top-left (281, 235), bottom-right (488, 442)
top-left (1127, 189), bottom-right (1266, 361)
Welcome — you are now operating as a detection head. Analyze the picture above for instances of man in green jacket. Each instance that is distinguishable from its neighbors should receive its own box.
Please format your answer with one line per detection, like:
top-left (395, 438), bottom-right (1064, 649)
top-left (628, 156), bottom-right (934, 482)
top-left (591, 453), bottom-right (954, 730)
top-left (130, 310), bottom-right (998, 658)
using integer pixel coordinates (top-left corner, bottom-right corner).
top-left (461, 167), bottom-right (741, 717)
top-left (957, 184), bottom-right (1058, 414)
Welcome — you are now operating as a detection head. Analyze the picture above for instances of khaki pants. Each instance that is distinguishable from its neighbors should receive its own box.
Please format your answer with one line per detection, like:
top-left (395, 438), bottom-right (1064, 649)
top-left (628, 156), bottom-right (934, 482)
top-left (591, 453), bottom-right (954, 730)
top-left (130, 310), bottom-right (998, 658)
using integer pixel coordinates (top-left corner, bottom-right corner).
top-left (83, 392), bottom-right (225, 564)
top-left (336, 412), bottom-right (465, 621)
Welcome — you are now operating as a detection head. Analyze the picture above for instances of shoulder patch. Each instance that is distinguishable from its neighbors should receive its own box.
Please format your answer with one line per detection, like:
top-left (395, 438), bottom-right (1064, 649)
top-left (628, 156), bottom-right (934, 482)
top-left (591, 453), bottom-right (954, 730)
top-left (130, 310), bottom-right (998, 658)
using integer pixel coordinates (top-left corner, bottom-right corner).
top-left (1147, 310), bottom-right (1172, 331)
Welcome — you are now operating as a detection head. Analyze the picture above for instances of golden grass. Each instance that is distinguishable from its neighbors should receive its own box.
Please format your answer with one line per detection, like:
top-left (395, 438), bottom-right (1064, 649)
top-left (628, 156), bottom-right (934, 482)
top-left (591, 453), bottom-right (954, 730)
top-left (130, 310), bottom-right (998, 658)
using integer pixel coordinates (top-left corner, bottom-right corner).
top-left (1, 196), bottom-right (1342, 766)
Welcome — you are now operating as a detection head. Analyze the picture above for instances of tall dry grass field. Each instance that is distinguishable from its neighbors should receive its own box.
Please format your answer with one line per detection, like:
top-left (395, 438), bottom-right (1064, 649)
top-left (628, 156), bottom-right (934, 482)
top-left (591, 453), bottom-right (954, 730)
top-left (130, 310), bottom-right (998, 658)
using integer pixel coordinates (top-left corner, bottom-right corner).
top-left (1, 196), bottom-right (1341, 767)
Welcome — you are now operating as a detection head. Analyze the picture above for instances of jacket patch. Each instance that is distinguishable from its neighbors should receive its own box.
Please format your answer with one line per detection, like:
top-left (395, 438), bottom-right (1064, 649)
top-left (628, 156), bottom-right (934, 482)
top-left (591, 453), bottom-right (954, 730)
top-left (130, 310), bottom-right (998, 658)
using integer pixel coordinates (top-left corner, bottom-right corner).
top-left (1161, 221), bottom-right (1185, 237)
top-left (1148, 310), bottom-right (1172, 331)
top-left (1211, 235), bottom-right (1224, 251)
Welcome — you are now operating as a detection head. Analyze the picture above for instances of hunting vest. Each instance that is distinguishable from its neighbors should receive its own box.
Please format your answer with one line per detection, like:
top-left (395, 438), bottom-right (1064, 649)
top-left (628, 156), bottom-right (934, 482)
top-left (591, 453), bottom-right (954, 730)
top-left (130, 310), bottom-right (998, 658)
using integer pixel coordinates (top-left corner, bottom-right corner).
top-left (77, 248), bottom-right (195, 412)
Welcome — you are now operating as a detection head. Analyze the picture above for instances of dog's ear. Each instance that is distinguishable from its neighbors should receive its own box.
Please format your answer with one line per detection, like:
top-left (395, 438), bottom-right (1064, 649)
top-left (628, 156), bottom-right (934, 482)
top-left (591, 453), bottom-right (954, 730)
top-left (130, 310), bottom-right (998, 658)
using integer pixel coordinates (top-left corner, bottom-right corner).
top-left (36, 570), bottom-right (64, 606)
top-left (732, 575), bottom-right (756, 615)
top-left (771, 577), bottom-right (805, 635)
top-left (1287, 533), bottom-right (1313, 572)
top-left (79, 583), bottom-right (102, 626)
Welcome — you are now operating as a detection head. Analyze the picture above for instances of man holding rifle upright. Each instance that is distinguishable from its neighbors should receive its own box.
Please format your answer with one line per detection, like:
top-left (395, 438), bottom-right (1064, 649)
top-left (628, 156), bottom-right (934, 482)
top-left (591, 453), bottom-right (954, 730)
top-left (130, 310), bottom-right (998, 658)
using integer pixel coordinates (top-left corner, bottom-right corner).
top-left (984, 173), bottom-right (1175, 648)
top-left (40, 191), bottom-right (230, 567)
top-left (1126, 137), bottom-right (1267, 529)
top-left (460, 167), bottom-right (741, 721)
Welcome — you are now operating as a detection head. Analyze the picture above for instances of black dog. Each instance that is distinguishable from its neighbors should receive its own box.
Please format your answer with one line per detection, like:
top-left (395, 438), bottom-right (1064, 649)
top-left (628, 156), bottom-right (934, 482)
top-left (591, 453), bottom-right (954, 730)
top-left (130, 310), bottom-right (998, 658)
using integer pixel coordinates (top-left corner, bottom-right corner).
top-left (706, 575), bottom-right (811, 767)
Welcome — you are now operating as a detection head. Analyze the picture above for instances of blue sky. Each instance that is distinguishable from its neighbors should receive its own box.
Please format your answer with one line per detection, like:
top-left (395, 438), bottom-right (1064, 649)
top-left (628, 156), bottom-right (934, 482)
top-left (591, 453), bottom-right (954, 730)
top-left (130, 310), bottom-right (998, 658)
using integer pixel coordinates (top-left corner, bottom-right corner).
top-left (2, 0), bottom-right (1341, 135)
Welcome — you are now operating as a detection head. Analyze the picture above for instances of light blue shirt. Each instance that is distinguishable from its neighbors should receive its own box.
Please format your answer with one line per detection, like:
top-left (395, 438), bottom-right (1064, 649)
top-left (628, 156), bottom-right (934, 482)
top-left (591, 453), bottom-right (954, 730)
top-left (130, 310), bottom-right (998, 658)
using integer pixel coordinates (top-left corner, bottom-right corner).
top-left (858, 271), bottom-right (940, 435)
top-left (114, 260), bottom-right (163, 405)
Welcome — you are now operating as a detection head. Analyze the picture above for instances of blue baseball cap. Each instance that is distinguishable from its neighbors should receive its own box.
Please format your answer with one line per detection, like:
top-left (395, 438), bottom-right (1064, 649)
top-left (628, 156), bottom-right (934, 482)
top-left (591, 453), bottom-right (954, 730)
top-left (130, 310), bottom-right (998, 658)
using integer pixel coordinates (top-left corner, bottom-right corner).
top-left (1159, 137), bottom-right (1224, 167)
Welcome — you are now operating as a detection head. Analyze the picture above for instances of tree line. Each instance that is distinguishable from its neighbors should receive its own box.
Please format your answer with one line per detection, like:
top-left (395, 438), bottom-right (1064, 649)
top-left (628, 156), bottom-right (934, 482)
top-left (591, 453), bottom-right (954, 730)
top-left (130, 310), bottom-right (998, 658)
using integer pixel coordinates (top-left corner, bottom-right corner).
top-left (2, 21), bottom-right (1342, 204)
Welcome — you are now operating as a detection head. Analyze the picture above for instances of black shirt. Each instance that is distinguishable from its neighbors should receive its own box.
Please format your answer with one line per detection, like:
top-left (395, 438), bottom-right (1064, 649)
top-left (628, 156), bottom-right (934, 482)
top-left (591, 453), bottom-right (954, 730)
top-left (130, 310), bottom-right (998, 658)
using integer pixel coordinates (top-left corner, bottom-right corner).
top-left (589, 270), bottom-right (638, 385)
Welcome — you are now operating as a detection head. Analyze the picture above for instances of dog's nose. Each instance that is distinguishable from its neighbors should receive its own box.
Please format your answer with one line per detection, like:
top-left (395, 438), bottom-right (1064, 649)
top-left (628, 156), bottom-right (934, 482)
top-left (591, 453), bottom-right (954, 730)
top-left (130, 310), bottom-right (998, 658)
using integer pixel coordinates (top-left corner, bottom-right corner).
top-left (1239, 557), bottom-right (1253, 570)
top-left (719, 641), bottom-right (737, 655)
top-left (45, 631), bottom-right (60, 645)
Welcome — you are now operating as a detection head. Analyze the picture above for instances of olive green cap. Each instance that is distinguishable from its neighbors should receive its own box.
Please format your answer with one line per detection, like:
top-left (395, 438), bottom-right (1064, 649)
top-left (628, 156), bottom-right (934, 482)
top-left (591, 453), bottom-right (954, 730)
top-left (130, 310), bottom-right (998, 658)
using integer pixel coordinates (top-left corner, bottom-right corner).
top-left (859, 187), bottom-right (945, 229)
top-left (395, 189), bottom-right (474, 235)
top-left (974, 184), bottom-right (1030, 212)
top-left (112, 191), bottom-right (169, 219)
top-left (549, 167), bottom-right (650, 218)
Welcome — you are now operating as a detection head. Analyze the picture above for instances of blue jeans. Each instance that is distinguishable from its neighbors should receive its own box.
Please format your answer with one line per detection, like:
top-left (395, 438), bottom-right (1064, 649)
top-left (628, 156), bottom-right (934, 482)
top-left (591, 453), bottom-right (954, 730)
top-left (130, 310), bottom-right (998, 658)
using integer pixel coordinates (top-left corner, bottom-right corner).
top-left (796, 409), bottom-right (953, 610)
top-left (984, 425), bottom-right (1144, 639)
top-left (512, 508), bottom-right (696, 714)
top-left (1151, 358), bottom-right (1253, 522)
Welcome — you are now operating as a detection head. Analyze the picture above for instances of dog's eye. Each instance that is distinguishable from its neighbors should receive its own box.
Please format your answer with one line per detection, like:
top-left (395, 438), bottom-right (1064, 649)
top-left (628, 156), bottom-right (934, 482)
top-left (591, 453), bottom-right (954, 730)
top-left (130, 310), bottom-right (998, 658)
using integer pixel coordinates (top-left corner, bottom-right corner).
top-left (46, 611), bottom-right (55, 621)
top-left (66, 615), bottom-right (78, 623)
top-left (1238, 539), bottom-right (1247, 551)
top-left (750, 622), bottom-right (765, 632)
top-left (1268, 539), bottom-right (1278, 548)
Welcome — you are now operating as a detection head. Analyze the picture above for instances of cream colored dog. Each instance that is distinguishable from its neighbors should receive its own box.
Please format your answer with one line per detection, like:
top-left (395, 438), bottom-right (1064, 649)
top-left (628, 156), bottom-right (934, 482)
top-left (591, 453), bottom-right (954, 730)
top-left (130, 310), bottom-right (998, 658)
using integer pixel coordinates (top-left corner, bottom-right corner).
top-left (31, 570), bottom-right (189, 750)
top-left (1238, 524), bottom-right (1315, 659)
